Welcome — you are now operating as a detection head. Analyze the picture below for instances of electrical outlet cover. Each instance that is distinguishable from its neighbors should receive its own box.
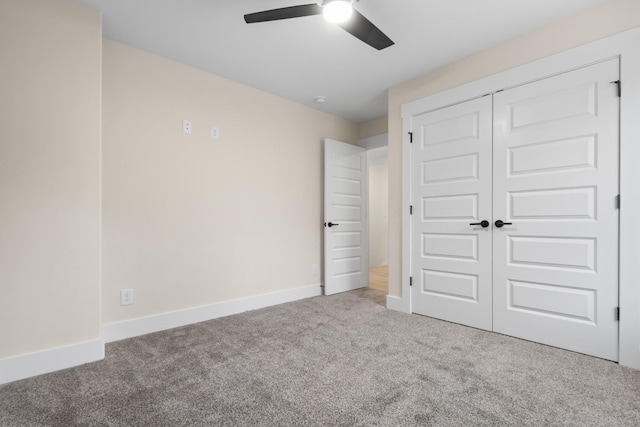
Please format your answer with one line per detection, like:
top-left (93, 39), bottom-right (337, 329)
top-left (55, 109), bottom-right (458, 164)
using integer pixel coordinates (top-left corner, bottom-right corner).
top-left (120, 289), bottom-right (133, 306)
top-left (183, 120), bottom-right (192, 134)
top-left (211, 126), bottom-right (220, 139)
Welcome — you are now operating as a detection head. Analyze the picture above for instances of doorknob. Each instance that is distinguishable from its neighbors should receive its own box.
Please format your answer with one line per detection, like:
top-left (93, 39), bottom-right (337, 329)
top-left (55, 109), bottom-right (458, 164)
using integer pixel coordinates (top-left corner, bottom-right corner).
top-left (326, 222), bottom-right (339, 228)
top-left (469, 220), bottom-right (490, 228)
top-left (494, 220), bottom-right (512, 228)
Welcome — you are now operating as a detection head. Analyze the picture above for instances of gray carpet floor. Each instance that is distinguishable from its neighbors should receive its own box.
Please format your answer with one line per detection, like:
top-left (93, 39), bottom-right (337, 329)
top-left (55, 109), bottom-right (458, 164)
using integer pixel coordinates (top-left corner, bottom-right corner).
top-left (1, 289), bottom-right (639, 426)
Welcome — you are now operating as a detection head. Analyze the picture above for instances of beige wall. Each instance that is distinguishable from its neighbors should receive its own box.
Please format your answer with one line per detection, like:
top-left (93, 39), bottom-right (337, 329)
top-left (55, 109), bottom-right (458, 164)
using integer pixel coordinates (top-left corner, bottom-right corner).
top-left (102, 39), bottom-right (358, 323)
top-left (0, 0), bottom-right (102, 358)
top-left (5, 0), bottom-right (634, 371)
top-left (369, 162), bottom-right (389, 268)
top-left (386, 0), bottom-right (640, 297)
top-left (359, 116), bottom-right (388, 140)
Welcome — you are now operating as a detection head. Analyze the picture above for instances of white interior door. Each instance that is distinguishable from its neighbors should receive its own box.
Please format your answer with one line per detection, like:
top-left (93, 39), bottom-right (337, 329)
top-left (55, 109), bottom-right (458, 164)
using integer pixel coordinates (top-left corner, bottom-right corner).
top-left (492, 59), bottom-right (620, 361)
top-left (324, 139), bottom-right (369, 295)
top-left (410, 59), bottom-right (620, 360)
top-left (411, 96), bottom-right (494, 331)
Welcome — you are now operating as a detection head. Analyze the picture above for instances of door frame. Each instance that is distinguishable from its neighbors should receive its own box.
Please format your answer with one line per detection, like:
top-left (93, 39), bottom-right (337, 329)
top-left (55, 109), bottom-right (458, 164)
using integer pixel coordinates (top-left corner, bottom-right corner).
top-left (399, 27), bottom-right (640, 370)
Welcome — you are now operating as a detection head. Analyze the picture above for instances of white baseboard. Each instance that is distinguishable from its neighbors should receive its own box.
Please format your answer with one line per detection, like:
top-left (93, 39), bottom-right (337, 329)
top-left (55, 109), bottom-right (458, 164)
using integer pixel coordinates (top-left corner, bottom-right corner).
top-left (386, 295), bottom-right (411, 314)
top-left (0, 285), bottom-right (321, 385)
top-left (0, 338), bottom-right (104, 386)
top-left (102, 284), bottom-right (322, 343)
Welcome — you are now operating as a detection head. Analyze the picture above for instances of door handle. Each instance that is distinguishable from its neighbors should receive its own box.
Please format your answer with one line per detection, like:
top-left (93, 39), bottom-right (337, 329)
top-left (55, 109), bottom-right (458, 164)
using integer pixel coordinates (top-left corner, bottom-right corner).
top-left (494, 220), bottom-right (512, 228)
top-left (469, 220), bottom-right (490, 228)
top-left (326, 222), bottom-right (339, 228)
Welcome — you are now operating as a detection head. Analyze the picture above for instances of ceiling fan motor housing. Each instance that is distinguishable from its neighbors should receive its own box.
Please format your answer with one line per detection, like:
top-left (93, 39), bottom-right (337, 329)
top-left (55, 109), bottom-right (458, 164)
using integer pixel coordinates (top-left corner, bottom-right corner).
top-left (323, 0), bottom-right (355, 23)
top-left (320, 0), bottom-right (358, 5)
top-left (244, 0), bottom-right (393, 50)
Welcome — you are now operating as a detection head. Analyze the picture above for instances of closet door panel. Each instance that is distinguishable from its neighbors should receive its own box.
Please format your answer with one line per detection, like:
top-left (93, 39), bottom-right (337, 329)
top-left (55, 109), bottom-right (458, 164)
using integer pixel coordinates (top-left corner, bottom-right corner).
top-left (492, 59), bottom-right (620, 361)
top-left (411, 96), bottom-right (493, 331)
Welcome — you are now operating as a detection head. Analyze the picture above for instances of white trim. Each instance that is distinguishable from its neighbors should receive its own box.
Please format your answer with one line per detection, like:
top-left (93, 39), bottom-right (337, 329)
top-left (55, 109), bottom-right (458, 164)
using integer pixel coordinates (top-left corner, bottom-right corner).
top-left (401, 118), bottom-right (412, 315)
top-left (617, 30), bottom-right (640, 370)
top-left (102, 284), bottom-right (322, 343)
top-left (0, 338), bottom-right (104, 385)
top-left (358, 133), bottom-right (388, 150)
top-left (367, 146), bottom-right (388, 165)
top-left (386, 295), bottom-right (410, 313)
top-left (400, 27), bottom-right (640, 370)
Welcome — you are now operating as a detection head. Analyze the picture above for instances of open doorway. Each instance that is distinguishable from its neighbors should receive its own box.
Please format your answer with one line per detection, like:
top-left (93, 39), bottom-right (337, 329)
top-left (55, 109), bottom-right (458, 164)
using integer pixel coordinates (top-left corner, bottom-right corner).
top-left (362, 136), bottom-right (388, 292)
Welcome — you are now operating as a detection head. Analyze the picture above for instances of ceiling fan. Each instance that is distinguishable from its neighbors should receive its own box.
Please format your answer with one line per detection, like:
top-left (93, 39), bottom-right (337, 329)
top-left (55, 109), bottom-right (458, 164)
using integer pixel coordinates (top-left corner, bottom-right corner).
top-left (244, 0), bottom-right (394, 50)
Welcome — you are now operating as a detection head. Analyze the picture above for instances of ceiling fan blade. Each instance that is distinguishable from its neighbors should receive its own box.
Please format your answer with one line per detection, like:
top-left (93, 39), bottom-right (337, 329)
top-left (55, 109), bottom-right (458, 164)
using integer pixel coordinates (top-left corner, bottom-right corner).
top-left (338, 9), bottom-right (394, 50)
top-left (244, 4), bottom-right (322, 24)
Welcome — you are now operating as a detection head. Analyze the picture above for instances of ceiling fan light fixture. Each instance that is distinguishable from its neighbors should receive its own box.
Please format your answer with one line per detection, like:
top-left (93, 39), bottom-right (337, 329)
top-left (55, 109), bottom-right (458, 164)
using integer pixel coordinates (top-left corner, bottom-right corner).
top-left (323, 0), bottom-right (353, 23)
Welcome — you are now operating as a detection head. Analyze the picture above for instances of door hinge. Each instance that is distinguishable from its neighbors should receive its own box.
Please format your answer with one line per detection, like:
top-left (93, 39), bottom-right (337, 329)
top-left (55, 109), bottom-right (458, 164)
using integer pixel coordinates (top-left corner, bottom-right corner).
top-left (616, 194), bottom-right (620, 209)
top-left (611, 80), bottom-right (621, 97)
top-left (409, 276), bottom-right (413, 287)
top-left (410, 205), bottom-right (413, 215)
top-left (615, 307), bottom-right (620, 321)
top-left (409, 132), bottom-right (413, 143)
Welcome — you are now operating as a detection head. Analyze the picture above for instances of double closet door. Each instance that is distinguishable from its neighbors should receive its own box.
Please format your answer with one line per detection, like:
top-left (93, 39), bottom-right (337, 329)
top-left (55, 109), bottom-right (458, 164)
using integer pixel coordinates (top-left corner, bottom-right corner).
top-left (411, 59), bottom-right (620, 361)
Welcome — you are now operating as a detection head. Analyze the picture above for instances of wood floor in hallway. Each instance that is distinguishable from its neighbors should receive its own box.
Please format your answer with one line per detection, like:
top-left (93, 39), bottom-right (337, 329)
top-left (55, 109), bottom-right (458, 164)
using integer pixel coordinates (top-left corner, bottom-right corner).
top-left (369, 265), bottom-right (388, 291)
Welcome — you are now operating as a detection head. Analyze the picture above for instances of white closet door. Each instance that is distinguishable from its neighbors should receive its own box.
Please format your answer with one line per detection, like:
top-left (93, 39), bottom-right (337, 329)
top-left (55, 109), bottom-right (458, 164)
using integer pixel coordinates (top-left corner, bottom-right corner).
top-left (411, 96), bottom-right (493, 331)
top-left (492, 59), bottom-right (620, 361)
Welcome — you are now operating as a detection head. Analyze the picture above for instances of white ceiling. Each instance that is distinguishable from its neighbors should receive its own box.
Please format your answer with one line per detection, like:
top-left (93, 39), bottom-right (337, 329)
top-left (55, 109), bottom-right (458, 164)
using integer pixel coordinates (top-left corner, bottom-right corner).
top-left (76, 0), bottom-right (608, 123)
